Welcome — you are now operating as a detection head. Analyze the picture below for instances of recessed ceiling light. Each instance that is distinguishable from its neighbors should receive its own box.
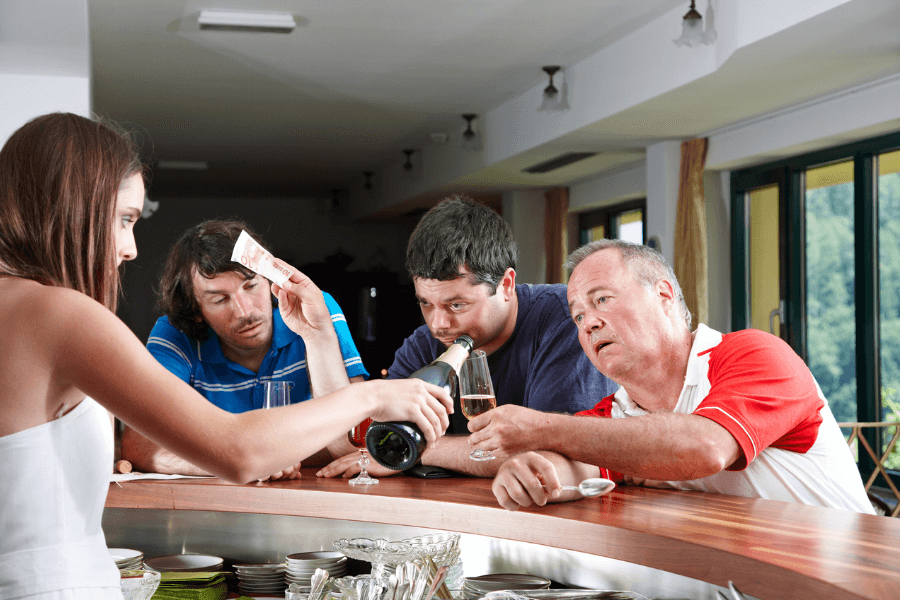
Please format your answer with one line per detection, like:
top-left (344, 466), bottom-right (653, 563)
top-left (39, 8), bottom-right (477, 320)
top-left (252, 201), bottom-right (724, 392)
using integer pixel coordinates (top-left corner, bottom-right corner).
top-left (198, 9), bottom-right (296, 33)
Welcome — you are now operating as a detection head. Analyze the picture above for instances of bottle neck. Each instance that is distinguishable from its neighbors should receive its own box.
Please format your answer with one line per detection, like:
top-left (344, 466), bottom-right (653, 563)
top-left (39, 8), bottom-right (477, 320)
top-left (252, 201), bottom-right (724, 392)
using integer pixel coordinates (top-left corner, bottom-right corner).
top-left (434, 342), bottom-right (471, 372)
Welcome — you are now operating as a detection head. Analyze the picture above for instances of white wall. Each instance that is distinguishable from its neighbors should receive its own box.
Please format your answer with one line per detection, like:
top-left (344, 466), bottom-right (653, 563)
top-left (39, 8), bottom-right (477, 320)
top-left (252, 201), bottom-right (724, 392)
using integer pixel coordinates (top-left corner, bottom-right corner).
top-left (0, 74), bottom-right (91, 144)
top-left (706, 71), bottom-right (900, 171)
top-left (645, 142), bottom-right (682, 266)
top-left (569, 163), bottom-right (646, 213)
top-left (501, 190), bottom-right (547, 285)
top-left (0, 0), bottom-right (91, 144)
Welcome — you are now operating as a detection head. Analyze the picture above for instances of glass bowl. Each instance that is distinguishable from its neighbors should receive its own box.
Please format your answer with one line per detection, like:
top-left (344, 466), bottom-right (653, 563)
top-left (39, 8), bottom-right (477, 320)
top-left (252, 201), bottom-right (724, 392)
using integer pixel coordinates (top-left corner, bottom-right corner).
top-left (120, 570), bottom-right (161, 600)
top-left (399, 533), bottom-right (461, 566)
top-left (331, 575), bottom-right (392, 600)
top-left (333, 538), bottom-right (418, 568)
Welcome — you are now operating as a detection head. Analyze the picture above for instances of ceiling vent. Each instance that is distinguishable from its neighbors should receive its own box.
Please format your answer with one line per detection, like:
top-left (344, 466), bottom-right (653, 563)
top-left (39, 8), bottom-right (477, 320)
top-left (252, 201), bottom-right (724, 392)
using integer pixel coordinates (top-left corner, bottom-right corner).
top-left (522, 152), bottom-right (597, 174)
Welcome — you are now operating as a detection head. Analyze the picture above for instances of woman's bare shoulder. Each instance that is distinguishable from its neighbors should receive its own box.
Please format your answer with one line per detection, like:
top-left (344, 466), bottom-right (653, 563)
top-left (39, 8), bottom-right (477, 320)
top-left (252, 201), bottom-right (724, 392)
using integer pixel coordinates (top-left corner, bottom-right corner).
top-left (0, 276), bottom-right (119, 339)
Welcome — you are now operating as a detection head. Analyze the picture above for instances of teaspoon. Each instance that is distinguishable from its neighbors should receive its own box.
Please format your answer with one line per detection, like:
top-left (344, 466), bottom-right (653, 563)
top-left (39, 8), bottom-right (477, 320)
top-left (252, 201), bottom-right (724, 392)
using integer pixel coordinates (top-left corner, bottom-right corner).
top-left (560, 478), bottom-right (616, 497)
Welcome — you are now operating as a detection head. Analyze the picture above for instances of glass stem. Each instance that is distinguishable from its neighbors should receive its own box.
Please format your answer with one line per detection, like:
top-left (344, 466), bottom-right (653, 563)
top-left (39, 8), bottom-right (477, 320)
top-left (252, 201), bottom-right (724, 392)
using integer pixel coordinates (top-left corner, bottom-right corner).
top-left (359, 449), bottom-right (369, 476)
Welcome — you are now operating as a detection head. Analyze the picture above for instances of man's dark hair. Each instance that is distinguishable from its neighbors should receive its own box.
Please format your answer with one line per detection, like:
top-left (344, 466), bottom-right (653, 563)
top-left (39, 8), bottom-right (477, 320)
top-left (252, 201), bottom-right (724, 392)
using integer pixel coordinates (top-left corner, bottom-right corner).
top-left (157, 220), bottom-right (267, 340)
top-left (406, 195), bottom-right (516, 292)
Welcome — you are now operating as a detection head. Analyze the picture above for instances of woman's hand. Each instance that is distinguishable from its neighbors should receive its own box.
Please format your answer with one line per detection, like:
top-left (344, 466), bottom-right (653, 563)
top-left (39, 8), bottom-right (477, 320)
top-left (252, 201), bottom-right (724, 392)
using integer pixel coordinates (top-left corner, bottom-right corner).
top-left (364, 379), bottom-right (454, 446)
top-left (258, 461), bottom-right (303, 482)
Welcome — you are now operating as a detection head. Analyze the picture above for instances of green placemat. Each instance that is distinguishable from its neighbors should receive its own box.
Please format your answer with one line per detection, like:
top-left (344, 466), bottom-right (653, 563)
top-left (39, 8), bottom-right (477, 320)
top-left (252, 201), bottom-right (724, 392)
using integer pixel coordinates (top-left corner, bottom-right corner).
top-left (151, 572), bottom-right (228, 600)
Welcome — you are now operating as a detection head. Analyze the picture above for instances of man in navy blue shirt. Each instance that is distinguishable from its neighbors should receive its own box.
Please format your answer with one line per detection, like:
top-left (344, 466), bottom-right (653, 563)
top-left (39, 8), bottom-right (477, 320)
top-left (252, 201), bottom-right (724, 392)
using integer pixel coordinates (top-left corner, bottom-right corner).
top-left (318, 196), bottom-right (617, 478)
top-left (121, 221), bottom-right (368, 479)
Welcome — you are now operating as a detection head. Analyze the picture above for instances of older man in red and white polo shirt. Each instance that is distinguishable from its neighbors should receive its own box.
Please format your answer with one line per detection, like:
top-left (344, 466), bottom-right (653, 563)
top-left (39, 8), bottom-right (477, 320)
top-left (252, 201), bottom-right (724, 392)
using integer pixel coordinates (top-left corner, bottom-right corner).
top-left (469, 239), bottom-right (874, 514)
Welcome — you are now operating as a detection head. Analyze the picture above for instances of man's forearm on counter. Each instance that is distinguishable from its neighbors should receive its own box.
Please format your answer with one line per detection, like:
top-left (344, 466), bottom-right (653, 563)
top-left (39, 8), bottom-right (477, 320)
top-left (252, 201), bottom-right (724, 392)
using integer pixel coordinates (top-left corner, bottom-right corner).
top-left (420, 435), bottom-right (504, 477)
top-left (542, 412), bottom-right (740, 481)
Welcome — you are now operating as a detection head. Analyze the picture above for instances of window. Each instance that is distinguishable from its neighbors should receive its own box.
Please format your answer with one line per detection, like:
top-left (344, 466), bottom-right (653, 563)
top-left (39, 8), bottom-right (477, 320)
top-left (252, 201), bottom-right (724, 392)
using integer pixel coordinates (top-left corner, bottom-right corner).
top-left (578, 200), bottom-right (646, 246)
top-left (731, 131), bottom-right (900, 484)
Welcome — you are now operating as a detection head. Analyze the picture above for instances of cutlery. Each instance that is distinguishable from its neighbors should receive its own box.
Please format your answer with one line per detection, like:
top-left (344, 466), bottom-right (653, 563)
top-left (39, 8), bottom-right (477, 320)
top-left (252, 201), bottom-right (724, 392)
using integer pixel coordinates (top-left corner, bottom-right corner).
top-left (410, 565), bottom-right (430, 600)
top-left (422, 565), bottom-right (449, 600)
top-left (728, 582), bottom-right (748, 600)
top-left (308, 568), bottom-right (329, 600)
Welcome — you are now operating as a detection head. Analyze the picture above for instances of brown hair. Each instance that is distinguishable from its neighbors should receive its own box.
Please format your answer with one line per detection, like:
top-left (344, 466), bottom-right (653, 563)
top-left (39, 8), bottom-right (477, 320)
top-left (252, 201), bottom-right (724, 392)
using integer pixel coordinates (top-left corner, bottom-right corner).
top-left (157, 220), bottom-right (267, 340)
top-left (0, 112), bottom-right (144, 311)
top-left (406, 194), bottom-right (516, 293)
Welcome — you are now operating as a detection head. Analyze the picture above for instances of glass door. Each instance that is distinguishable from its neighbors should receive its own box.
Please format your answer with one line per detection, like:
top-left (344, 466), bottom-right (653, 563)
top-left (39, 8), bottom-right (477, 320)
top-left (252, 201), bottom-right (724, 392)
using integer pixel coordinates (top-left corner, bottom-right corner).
top-left (804, 160), bottom-right (856, 424)
top-left (878, 150), bottom-right (900, 470)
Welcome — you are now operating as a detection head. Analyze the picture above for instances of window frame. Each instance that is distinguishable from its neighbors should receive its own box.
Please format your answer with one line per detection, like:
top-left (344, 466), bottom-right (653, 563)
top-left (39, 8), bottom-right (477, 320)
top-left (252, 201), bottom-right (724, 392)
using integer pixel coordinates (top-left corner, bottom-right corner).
top-left (731, 130), bottom-right (900, 484)
top-left (578, 199), bottom-right (647, 246)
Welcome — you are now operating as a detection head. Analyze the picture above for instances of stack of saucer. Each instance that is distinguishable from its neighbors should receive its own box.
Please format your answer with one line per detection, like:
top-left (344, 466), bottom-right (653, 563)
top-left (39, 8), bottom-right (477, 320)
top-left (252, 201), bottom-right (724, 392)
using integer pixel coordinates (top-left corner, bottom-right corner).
top-left (285, 551), bottom-right (348, 591)
top-left (462, 574), bottom-right (551, 599)
top-left (234, 563), bottom-right (287, 596)
top-left (108, 548), bottom-right (143, 571)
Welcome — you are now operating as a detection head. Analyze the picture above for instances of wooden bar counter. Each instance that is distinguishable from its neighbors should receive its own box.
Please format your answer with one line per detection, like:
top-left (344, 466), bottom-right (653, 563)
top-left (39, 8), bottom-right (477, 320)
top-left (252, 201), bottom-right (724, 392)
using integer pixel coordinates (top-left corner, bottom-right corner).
top-left (106, 468), bottom-right (900, 600)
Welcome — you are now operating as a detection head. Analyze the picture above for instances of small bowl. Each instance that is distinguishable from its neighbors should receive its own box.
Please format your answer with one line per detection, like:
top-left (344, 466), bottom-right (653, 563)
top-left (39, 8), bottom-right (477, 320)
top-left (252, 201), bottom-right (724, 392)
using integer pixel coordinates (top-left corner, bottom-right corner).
top-left (120, 570), bottom-right (161, 600)
top-left (399, 533), bottom-right (461, 565)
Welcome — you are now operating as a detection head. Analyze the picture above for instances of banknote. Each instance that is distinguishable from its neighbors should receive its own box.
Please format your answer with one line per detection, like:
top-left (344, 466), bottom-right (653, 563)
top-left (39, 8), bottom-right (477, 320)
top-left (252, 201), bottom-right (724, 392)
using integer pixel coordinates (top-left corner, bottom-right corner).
top-left (230, 230), bottom-right (293, 286)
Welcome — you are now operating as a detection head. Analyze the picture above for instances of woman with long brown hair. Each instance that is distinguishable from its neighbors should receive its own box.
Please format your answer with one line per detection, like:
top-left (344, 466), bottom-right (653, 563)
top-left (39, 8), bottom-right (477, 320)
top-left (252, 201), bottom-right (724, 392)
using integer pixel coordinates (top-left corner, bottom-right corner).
top-left (0, 113), bottom-right (452, 599)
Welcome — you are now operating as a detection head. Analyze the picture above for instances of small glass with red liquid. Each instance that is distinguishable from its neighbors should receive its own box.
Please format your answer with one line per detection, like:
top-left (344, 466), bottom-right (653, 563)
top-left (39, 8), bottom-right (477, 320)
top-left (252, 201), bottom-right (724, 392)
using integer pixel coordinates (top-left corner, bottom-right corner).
top-left (348, 417), bottom-right (378, 485)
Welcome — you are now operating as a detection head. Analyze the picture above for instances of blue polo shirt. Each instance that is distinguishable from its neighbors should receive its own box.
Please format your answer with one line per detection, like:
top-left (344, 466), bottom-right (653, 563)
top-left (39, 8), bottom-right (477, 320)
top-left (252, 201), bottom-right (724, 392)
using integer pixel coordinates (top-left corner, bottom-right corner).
top-left (147, 293), bottom-right (368, 413)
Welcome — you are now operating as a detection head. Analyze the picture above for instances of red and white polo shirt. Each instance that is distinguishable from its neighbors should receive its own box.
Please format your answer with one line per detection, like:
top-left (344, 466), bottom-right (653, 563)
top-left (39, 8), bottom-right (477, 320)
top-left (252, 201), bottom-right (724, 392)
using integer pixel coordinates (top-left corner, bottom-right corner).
top-left (578, 325), bottom-right (874, 513)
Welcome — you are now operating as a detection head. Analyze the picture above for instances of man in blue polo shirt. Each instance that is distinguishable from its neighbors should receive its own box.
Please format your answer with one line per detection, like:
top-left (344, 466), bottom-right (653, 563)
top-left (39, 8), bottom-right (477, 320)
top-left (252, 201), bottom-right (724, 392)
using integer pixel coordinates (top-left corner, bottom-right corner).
top-left (121, 220), bottom-right (368, 479)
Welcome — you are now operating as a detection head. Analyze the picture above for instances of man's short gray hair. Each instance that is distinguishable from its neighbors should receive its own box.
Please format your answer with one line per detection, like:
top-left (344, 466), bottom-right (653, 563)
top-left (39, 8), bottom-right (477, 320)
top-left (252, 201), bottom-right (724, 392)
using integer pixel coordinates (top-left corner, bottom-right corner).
top-left (564, 239), bottom-right (692, 330)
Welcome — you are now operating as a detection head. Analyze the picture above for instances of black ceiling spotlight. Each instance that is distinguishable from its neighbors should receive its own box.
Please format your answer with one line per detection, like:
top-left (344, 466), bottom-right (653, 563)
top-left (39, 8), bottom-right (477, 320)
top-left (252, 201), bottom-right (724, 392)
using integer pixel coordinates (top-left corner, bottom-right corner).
top-left (363, 171), bottom-right (374, 190)
top-left (462, 114), bottom-right (477, 140)
top-left (461, 114), bottom-right (482, 151)
top-left (402, 149), bottom-right (415, 171)
top-left (326, 188), bottom-right (341, 214)
top-left (542, 66), bottom-right (561, 99)
top-left (401, 149), bottom-right (420, 180)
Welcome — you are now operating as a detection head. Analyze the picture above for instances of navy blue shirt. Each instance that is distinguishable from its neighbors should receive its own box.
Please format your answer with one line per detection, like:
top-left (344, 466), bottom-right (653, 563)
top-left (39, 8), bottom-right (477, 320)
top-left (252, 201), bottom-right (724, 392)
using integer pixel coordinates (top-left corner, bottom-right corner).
top-left (387, 283), bottom-right (618, 434)
top-left (147, 293), bottom-right (368, 413)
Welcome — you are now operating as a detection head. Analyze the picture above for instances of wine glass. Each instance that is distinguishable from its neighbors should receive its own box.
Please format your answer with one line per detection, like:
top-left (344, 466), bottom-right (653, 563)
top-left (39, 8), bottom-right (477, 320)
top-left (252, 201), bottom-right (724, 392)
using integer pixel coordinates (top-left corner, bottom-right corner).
top-left (348, 417), bottom-right (379, 485)
top-left (459, 350), bottom-right (496, 460)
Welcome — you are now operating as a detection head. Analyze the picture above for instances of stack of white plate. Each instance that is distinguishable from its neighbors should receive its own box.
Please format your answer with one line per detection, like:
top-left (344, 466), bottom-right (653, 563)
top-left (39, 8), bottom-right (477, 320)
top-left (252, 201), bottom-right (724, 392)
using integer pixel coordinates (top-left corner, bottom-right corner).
top-left (234, 563), bottom-right (287, 596)
top-left (463, 574), bottom-right (551, 599)
top-left (285, 551), bottom-right (348, 592)
top-left (143, 553), bottom-right (224, 573)
top-left (108, 548), bottom-right (143, 571)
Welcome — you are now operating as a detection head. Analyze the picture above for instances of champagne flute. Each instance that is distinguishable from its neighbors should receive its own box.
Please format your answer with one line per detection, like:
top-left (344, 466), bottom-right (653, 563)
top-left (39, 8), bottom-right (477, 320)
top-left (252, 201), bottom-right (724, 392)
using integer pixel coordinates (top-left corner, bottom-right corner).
top-left (348, 418), bottom-right (379, 485)
top-left (460, 350), bottom-right (496, 460)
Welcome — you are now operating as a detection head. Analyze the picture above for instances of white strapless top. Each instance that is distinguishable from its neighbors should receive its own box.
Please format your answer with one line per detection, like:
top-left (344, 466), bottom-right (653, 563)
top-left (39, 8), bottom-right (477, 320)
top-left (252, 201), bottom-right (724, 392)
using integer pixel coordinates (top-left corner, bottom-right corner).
top-left (0, 397), bottom-right (122, 598)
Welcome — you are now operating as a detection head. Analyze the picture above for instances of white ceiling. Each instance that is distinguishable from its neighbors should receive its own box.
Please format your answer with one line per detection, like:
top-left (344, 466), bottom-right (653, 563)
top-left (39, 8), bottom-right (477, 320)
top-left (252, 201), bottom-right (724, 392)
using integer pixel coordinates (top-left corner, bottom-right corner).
top-left (86, 0), bottom-right (900, 214)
